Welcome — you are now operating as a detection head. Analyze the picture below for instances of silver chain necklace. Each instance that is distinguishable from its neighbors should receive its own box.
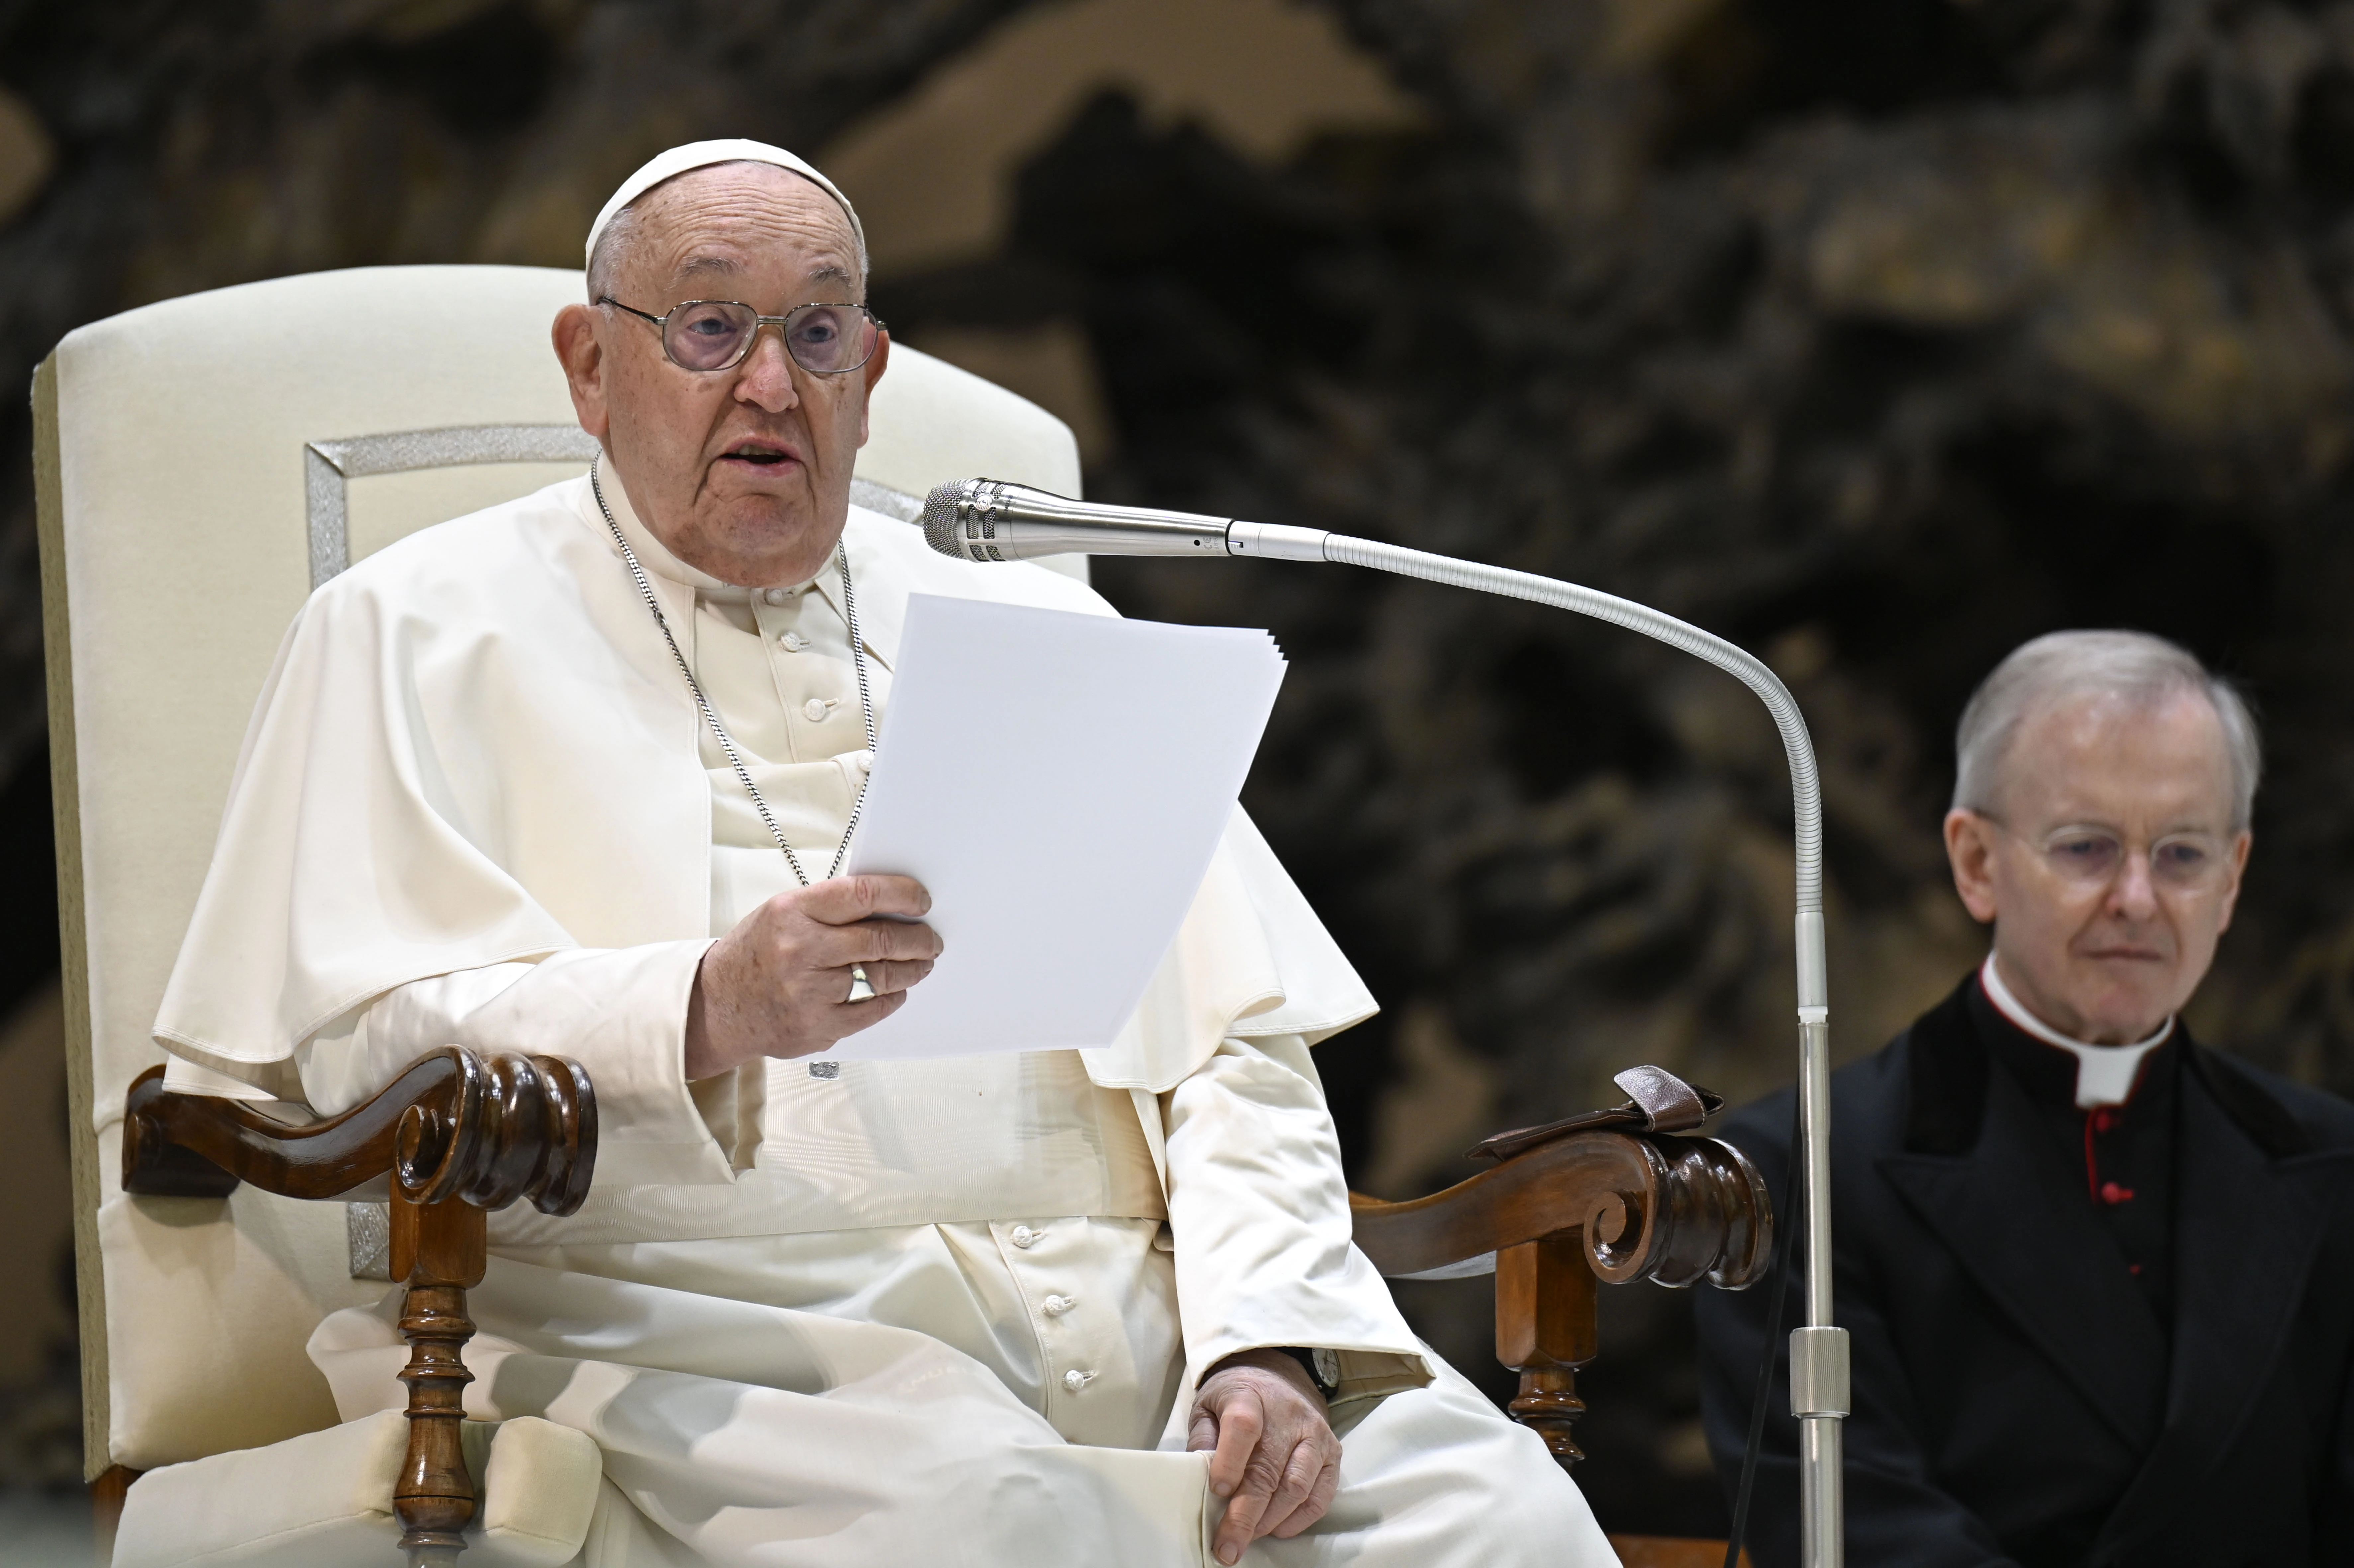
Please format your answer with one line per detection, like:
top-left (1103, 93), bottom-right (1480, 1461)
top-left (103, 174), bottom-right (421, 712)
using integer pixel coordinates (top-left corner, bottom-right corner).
top-left (591, 453), bottom-right (876, 887)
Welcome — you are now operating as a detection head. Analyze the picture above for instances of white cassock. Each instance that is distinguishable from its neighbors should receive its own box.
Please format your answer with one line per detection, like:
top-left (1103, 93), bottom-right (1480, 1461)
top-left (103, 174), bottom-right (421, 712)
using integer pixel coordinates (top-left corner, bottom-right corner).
top-left (152, 472), bottom-right (1613, 1566)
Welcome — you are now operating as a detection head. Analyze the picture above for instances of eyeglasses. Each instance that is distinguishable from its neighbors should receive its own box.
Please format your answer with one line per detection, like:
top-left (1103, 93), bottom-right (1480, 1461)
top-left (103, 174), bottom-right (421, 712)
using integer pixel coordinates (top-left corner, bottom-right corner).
top-left (600, 296), bottom-right (885, 375)
top-left (1986, 817), bottom-right (2233, 891)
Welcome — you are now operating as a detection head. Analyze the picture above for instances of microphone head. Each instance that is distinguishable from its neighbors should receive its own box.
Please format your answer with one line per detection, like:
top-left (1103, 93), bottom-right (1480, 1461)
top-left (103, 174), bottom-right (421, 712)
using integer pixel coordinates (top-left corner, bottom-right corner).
top-left (923, 478), bottom-right (978, 560)
top-left (923, 476), bottom-right (1236, 560)
top-left (926, 477), bottom-right (1076, 562)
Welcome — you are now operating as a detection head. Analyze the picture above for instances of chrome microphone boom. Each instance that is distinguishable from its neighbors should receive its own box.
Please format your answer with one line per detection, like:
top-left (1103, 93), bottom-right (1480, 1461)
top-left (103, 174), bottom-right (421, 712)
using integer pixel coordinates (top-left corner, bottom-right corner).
top-left (923, 474), bottom-right (1850, 1568)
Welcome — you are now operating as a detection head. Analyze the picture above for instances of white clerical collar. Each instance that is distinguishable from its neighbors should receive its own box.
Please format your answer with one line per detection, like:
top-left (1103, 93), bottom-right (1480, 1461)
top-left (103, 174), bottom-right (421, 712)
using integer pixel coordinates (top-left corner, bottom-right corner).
top-left (1980, 954), bottom-right (2173, 1109)
top-left (595, 466), bottom-right (823, 605)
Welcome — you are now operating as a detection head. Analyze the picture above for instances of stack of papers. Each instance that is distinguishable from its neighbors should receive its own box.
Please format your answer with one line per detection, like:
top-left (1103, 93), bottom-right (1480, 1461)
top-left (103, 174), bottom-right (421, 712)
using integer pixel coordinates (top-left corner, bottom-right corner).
top-left (837, 593), bottom-right (1287, 1059)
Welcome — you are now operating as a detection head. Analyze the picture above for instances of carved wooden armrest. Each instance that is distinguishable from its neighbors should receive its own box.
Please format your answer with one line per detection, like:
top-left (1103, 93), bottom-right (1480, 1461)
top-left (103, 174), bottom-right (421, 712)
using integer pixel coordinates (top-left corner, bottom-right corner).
top-left (122, 1049), bottom-right (598, 1568)
top-left (1349, 1072), bottom-right (1769, 1468)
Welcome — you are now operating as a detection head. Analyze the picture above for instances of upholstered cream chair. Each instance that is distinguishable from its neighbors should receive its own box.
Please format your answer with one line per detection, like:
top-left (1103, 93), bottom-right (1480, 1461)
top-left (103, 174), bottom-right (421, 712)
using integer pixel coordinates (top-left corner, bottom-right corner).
top-left (32, 263), bottom-right (1086, 1564)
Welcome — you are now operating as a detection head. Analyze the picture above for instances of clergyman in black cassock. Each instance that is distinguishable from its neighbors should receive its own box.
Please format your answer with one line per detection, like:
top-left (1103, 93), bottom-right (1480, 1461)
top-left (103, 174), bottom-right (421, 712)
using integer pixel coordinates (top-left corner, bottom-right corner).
top-left (1696, 628), bottom-right (2354, 1567)
top-left (1697, 972), bottom-right (2354, 1565)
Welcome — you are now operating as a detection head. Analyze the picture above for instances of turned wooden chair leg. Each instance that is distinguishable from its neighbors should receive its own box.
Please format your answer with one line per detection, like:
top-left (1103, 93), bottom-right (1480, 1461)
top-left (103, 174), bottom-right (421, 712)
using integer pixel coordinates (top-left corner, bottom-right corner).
top-left (1496, 1231), bottom-right (1598, 1467)
top-left (389, 1193), bottom-right (487, 1568)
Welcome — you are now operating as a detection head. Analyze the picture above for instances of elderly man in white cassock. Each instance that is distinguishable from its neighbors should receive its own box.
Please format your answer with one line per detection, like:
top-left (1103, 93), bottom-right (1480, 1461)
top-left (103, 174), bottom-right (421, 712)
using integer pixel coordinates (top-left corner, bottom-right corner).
top-left (149, 142), bottom-right (1614, 1566)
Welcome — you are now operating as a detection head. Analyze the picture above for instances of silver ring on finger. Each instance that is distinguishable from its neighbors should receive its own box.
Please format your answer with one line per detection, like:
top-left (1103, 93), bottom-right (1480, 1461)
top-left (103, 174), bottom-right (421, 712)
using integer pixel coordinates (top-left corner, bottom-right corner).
top-left (845, 965), bottom-right (876, 1004)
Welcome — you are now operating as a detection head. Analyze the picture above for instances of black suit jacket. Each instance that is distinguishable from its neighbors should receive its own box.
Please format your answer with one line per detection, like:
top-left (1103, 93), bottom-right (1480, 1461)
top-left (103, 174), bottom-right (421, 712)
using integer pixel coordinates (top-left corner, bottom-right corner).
top-left (1695, 977), bottom-right (2354, 1567)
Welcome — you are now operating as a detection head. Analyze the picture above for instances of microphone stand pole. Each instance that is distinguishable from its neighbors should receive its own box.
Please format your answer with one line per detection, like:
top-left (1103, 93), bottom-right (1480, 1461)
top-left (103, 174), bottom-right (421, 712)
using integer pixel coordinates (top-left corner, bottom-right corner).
top-left (1226, 523), bottom-right (1848, 1568)
top-left (928, 489), bottom-right (1849, 1567)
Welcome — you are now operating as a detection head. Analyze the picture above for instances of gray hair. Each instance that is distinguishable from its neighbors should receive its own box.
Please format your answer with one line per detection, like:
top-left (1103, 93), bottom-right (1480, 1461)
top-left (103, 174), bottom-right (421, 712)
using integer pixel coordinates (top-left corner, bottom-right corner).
top-left (585, 161), bottom-right (870, 303)
top-left (1953, 630), bottom-right (2261, 832)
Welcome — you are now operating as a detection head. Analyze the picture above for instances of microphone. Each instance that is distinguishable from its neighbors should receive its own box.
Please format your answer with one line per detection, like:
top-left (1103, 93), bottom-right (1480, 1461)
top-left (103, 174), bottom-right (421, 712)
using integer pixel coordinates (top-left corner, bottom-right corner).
top-left (921, 471), bottom-right (1847, 1568)
top-left (922, 478), bottom-right (1331, 563)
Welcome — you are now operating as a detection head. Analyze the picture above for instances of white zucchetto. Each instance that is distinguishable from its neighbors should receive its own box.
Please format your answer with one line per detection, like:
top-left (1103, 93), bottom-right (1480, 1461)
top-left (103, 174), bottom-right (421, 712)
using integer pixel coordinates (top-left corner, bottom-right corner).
top-left (585, 139), bottom-right (866, 266)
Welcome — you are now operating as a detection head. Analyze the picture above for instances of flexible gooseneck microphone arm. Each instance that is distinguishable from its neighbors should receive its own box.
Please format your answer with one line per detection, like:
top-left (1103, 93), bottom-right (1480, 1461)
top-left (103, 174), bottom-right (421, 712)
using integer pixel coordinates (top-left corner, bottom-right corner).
top-left (926, 477), bottom-right (1849, 1568)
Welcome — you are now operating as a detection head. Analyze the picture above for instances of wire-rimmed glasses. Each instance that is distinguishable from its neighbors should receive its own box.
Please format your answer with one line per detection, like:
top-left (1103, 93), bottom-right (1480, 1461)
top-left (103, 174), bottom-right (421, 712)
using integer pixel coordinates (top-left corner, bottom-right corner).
top-left (1983, 815), bottom-right (2235, 891)
top-left (600, 296), bottom-right (885, 375)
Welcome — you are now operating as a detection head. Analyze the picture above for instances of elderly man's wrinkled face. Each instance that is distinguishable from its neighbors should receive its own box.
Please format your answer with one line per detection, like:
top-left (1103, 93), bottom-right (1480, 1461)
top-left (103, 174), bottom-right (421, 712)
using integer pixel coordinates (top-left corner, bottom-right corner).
top-left (1944, 691), bottom-right (2250, 1043)
top-left (553, 163), bottom-right (885, 587)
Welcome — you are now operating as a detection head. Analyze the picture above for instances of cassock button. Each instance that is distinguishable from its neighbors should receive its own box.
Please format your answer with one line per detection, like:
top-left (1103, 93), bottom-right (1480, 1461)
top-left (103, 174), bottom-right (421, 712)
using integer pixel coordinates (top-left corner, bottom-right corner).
top-left (1063, 1370), bottom-right (1095, 1393)
top-left (763, 588), bottom-right (791, 606)
top-left (2099, 1180), bottom-right (2135, 1205)
top-left (1010, 1225), bottom-right (1041, 1249)
top-left (802, 697), bottom-right (833, 722)
top-left (780, 631), bottom-right (809, 652)
top-left (1042, 1294), bottom-right (1075, 1316)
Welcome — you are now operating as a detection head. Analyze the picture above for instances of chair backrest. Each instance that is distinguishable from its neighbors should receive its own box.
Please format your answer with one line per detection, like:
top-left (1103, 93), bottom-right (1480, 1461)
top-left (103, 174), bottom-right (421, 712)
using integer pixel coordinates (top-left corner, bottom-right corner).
top-left (33, 264), bottom-right (1083, 1475)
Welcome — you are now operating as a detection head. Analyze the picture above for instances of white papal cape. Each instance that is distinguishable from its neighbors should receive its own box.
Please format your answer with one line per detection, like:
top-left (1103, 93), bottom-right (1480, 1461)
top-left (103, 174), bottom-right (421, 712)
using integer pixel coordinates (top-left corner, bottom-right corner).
top-left (150, 474), bottom-right (1611, 1566)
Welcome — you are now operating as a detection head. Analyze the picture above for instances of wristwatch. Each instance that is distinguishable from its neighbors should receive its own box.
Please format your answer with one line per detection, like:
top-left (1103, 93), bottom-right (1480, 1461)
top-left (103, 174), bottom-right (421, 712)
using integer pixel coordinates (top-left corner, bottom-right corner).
top-left (1275, 1346), bottom-right (1341, 1399)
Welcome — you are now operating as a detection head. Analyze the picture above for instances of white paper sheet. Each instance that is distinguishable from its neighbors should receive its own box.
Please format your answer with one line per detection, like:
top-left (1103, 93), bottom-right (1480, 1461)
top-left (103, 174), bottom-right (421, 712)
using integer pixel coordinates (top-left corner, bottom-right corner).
top-left (835, 593), bottom-right (1286, 1059)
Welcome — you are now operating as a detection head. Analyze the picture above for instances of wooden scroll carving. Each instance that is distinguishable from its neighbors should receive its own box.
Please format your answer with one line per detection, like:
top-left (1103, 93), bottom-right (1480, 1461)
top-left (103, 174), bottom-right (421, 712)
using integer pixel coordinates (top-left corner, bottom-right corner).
top-left (122, 1049), bottom-right (597, 1568)
top-left (1350, 1121), bottom-right (1769, 1468)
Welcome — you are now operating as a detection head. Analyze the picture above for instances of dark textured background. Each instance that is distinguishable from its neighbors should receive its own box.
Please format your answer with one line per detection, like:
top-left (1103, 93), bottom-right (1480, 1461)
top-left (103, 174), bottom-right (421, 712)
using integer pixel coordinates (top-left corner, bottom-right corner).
top-left (7, 0), bottom-right (2354, 1540)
